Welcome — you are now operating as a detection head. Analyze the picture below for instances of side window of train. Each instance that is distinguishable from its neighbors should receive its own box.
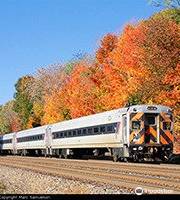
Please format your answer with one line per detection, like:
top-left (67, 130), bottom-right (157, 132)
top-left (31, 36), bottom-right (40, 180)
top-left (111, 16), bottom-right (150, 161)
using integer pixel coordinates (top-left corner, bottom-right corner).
top-left (68, 131), bottom-right (72, 137)
top-left (100, 126), bottom-right (106, 134)
top-left (53, 133), bottom-right (56, 139)
top-left (107, 125), bottom-right (114, 133)
top-left (64, 131), bottom-right (67, 137)
top-left (88, 128), bottom-right (92, 134)
top-left (132, 121), bottom-right (141, 130)
top-left (73, 130), bottom-right (77, 136)
top-left (94, 127), bottom-right (99, 134)
top-left (163, 122), bottom-right (171, 131)
top-left (83, 129), bottom-right (87, 135)
top-left (78, 129), bottom-right (82, 136)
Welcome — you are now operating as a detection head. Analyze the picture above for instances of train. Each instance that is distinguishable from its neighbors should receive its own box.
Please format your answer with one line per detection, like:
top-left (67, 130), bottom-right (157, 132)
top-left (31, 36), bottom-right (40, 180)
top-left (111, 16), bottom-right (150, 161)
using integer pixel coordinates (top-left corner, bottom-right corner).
top-left (0, 104), bottom-right (174, 162)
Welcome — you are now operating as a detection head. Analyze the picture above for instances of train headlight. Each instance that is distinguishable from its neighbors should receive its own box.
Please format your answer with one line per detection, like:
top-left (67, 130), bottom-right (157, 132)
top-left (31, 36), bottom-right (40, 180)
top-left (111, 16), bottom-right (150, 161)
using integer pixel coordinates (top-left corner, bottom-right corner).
top-left (133, 147), bottom-right (137, 151)
top-left (138, 146), bottom-right (143, 151)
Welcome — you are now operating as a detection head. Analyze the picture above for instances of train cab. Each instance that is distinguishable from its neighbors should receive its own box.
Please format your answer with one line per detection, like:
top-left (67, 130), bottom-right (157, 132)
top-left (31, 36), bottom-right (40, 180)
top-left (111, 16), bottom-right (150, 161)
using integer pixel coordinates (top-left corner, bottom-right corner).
top-left (128, 105), bottom-right (173, 161)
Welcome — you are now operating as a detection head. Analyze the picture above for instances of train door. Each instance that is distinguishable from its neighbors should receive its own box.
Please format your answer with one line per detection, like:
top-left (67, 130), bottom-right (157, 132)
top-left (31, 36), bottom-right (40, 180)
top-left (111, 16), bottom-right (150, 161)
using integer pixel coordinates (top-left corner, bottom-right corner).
top-left (122, 114), bottom-right (128, 144)
top-left (12, 133), bottom-right (17, 154)
top-left (122, 114), bottom-right (129, 157)
top-left (144, 114), bottom-right (158, 144)
top-left (45, 126), bottom-right (52, 155)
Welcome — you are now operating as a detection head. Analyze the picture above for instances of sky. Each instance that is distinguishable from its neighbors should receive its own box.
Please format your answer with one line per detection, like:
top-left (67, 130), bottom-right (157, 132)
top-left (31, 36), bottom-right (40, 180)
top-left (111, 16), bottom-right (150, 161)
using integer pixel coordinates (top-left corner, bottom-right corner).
top-left (0, 0), bottom-right (162, 105)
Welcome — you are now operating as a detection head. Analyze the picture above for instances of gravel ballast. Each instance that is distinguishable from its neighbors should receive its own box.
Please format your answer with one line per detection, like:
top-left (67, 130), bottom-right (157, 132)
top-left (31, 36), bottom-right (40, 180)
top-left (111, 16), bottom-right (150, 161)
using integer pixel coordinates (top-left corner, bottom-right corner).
top-left (0, 165), bottom-right (131, 194)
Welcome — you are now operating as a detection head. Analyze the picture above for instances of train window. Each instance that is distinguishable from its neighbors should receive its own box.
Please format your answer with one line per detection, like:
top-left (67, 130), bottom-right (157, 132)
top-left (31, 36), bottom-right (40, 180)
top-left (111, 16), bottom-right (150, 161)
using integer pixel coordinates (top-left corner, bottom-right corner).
top-left (83, 129), bottom-right (87, 135)
top-left (132, 121), bottom-right (141, 130)
top-left (147, 116), bottom-right (155, 125)
top-left (163, 122), bottom-right (171, 130)
top-left (78, 129), bottom-right (82, 135)
top-left (68, 131), bottom-right (72, 137)
top-left (94, 127), bottom-right (99, 134)
top-left (64, 132), bottom-right (67, 137)
top-left (107, 125), bottom-right (114, 133)
top-left (100, 126), bottom-right (106, 133)
top-left (73, 130), bottom-right (77, 136)
top-left (88, 128), bottom-right (92, 134)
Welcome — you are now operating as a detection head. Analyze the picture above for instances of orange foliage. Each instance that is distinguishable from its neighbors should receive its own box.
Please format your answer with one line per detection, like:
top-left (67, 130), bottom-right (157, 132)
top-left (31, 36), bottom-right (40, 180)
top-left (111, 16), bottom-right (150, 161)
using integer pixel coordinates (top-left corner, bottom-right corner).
top-left (96, 33), bottom-right (118, 65)
top-left (63, 61), bottom-right (98, 118)
top-left (42, 90), bottom-right (69, 124)
top-left (1, 10), bottom-right (179, 144)
top-left (94, 23), bottom-right (148, 110)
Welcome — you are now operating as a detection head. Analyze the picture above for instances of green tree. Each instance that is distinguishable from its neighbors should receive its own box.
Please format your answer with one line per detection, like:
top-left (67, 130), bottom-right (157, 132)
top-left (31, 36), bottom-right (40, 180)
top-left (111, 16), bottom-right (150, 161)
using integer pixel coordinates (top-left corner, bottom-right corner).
top-left (149, 0), bottom-right (180, 8)
top-left (13, 76), bottom-right (34, 129)
top-left (152, 8), bottom-right (180, 24)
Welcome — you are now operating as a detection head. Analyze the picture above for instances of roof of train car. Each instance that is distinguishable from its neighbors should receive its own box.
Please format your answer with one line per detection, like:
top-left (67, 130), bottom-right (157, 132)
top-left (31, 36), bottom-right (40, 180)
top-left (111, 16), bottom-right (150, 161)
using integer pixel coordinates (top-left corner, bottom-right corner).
top-left (1, 104), bottom-right (171, 138)
top-left (128, 104), bottom-right (172, 113)
top-left (51, 107), bottom-right (127, 132)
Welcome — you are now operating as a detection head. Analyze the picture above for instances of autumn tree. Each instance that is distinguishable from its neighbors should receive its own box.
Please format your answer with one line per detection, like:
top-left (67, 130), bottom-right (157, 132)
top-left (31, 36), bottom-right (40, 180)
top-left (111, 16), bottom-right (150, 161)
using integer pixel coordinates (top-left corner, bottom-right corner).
top-left (96, 33), bottom-right (118, 66)
top-left (95, 24), bottom-right (148, 110)
top-left (149, 0), bottom-right (180, 8)
top-left (152, 8), bottom-right (180, 24)
top-left (0, 101), bottom-right (21, 134)
top-left (62, 58), bottom-right (99, 118)
top-left (29, 64), bottom-right (70, 125)
top-left (13, 76), bottom-right (34, 129)
top-left (127, 11), bottom-right (179, 104)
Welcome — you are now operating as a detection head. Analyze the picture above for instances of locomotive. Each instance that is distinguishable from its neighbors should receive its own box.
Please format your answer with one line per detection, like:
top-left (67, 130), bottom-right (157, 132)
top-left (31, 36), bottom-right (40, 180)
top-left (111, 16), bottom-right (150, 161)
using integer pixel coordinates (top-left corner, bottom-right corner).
top-left (0, 105), bottom-right (174, 162)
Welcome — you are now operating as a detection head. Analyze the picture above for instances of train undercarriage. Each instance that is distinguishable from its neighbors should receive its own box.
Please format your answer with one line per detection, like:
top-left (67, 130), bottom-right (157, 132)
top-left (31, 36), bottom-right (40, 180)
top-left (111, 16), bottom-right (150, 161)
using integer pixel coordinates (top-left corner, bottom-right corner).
top-left (0, 144), bottom-right (174, 163)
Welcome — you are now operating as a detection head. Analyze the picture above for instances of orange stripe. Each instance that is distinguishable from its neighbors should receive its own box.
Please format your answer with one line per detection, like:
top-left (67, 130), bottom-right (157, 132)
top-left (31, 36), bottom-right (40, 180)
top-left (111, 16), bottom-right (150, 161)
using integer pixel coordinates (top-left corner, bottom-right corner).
top-left (164, 131), bottom-right (174, 142)
top-left (160, 135), bottom-right (168, 144)
top-left (132, 112), bottom-right (143, 121)
top-left (149, 127), bottom-right (157, 138)
top-left (138, 135), bottom-right (144, 144)
top-left (130, 132), bottom-right (135, 142)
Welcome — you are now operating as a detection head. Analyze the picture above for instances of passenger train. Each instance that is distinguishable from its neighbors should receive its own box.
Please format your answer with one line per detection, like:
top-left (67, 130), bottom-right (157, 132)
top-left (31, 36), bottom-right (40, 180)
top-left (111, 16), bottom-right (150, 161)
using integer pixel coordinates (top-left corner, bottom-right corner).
top-left (0, 105), bottom-right (174, 162)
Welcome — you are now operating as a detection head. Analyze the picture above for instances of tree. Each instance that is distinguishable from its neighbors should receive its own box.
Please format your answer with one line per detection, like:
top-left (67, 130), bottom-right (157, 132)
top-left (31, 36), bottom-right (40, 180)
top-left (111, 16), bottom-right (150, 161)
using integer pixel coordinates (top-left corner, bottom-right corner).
top-left (95, 24), bottom-right (148, 110)
top-left (0, 101), bottom-right (21, 134)
top-left (127, 13), bottom-right (179, 103)
top-left (149, 0), bottom-right (180, 8)
top-left (13, 76), bottom-right (34, 129)
top-left (152, 8), bottom-right (180, 24)
top-left (96, 33), bottom-right (118, 66)
top-left (62, 59), bottom-right (98, 118)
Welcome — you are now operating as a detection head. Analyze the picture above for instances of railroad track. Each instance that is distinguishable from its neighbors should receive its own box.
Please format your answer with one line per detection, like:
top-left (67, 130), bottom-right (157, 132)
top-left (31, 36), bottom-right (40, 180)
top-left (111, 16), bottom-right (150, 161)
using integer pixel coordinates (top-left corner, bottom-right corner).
top-left (0, 156), bottom-right (180, 194)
